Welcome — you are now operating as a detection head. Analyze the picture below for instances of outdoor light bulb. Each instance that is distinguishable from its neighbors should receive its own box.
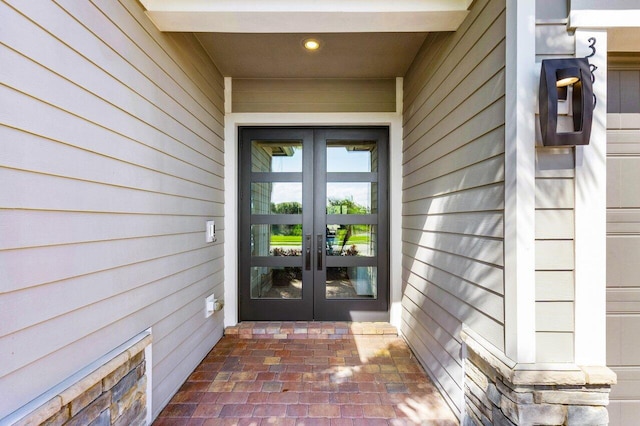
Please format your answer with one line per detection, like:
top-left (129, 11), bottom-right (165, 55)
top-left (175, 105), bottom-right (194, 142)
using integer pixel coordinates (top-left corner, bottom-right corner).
top-left (556, 67), bottom-right (580, 87)
top-left (556, 76), bottom-right (580, 87)
top-left (303, 39), bottom-right (320, 51)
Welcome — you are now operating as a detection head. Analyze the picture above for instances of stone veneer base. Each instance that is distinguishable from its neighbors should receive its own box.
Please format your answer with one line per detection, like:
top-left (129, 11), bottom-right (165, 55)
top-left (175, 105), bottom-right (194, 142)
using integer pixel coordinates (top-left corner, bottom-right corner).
top-left (6, 333), bottom-right (152, 426)
top-left (461, 330), bottom-right (617, 426)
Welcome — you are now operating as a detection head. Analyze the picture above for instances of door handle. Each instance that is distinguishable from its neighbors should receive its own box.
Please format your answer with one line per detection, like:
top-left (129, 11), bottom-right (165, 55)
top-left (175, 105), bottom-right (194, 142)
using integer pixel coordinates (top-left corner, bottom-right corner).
top-left (317, 234), bottom-right (323, 270)
top-left (305, 234), bottom-right (311, 270)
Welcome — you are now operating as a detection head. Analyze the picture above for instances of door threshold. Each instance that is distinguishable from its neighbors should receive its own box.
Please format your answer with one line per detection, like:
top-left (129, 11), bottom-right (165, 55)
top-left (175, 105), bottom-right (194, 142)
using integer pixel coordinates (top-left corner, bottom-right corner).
top-left (225, 321), bottom-right (397, 339)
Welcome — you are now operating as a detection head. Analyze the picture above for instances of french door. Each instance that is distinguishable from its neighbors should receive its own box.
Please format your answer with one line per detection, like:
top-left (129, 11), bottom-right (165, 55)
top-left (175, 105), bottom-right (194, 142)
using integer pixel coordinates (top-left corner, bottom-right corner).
top-left (239, 127), bottom-right (389, 321)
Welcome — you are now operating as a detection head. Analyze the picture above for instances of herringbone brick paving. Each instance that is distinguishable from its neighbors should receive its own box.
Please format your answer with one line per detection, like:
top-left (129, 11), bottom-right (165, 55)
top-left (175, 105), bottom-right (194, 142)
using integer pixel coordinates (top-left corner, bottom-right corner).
top-left (153, 323), bottom-right (458, 425)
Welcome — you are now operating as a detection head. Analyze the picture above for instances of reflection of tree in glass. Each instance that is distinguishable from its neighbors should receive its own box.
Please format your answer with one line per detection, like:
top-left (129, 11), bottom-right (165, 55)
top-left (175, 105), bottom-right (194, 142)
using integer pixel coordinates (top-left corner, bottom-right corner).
top-left (271, 224), bottom-right (301, 236)
top-left (327, 197), bottom-right (369, 214)
top-left (271, 201), bottom-right (302, 214)
top-left (339, 225), bottom-right (352, 254)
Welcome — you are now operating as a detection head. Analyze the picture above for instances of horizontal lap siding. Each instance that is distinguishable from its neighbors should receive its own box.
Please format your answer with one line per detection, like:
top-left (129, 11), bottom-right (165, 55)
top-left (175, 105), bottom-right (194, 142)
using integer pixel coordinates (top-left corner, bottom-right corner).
top-left (0, 0), bottom-right (224, 419)
top-left (607, 113), bottom-right (640, 425)
top-left (534, 18), bottom-right (576, 363)
top-left (400, 0), bottom-right (506, 416)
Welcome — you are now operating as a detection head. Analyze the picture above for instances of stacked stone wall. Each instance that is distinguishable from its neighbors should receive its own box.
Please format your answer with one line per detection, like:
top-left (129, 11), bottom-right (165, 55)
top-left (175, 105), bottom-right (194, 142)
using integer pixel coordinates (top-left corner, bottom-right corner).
top-left (10, 335), bottom-right (150, 426)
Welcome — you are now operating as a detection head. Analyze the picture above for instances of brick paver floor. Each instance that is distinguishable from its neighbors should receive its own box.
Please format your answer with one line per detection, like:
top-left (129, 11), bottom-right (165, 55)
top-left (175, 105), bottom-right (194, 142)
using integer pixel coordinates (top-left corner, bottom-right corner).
top-left (153, 323), bottom-right (459, 425)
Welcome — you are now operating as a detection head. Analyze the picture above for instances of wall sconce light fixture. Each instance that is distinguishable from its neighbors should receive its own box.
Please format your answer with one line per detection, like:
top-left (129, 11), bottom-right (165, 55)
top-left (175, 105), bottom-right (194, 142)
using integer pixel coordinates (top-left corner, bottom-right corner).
top-left (539, 58), bottom-right (594, 146)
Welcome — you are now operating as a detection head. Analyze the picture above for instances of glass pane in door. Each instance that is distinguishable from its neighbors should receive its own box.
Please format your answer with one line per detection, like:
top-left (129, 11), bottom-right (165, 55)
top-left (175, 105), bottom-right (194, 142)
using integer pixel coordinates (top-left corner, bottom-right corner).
top-left (250, 266), bottom-right (302, 299)
top-left (325, 224), bottom-right (376, 257)
top-left (326, 183), bottom-right (378, 214)
top-left (250, 224), bottom-right (303, 300)
top-left (252, 141), bottom-right (302, 172)
top-left (327, 140), bottom-right (377, 172)
top-left (251, 183), bottom-right (302, 214)
top-left (326, 267), bottom-right (377, 299)
top-left (251, 224), bottom-right (303, 256)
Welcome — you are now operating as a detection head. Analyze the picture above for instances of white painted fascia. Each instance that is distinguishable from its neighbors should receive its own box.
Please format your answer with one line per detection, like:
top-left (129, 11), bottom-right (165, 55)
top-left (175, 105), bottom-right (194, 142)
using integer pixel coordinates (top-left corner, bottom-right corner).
top-left (503, 0), bottom-right (536, 364)
top-left (141, 0), bottom-right (470, 32)
top-left (569, 9), bottom-right (640, 29)
top-left (568, 0), bottom-right (640, 29)
top-left (141, 0), bottom-right (471, 13)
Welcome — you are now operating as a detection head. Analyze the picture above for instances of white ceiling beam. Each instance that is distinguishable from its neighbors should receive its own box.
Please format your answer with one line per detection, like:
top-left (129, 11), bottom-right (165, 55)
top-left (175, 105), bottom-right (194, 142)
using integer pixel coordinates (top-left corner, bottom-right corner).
top-left (142, 11), bottom-right (469, 33)
top-left (568, 0), bottom-right (640, 29)
top-left (140, 0), bottom-right (471, 13)
top-left (568, 10), bottom-right (640, 29)
top-left (140, 0), bottom-right (470, 32)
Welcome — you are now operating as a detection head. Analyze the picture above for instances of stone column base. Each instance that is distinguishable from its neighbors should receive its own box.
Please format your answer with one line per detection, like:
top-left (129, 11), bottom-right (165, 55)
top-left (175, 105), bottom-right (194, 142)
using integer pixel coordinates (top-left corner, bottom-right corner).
top-left (461, 330), bottom-right (616, 426)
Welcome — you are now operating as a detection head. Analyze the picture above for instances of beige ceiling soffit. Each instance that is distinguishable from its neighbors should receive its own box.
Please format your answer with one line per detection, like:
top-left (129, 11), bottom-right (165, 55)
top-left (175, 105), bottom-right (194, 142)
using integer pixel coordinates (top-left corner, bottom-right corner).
top-left (140, 0), bottom-right (470, 33)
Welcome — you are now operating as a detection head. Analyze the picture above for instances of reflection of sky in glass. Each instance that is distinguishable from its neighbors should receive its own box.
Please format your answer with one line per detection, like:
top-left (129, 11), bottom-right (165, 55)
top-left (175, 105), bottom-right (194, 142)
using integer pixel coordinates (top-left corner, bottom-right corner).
top-left (270, 183), bottom-right (302, 205)
top-left (271, 147), bottom-right (302, 172)
top-left (327, 147), bottom-right (371, 172)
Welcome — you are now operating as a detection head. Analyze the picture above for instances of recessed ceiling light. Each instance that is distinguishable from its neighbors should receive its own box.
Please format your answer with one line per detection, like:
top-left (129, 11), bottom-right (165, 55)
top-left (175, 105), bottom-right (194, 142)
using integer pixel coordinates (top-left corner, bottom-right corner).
top-left (303, 38), bottom-right (321, 51)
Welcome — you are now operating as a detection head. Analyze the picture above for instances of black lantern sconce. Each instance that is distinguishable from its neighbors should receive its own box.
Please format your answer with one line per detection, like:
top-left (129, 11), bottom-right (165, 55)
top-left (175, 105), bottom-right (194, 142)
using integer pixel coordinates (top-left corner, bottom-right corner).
top-left (539, 57), bottom-right (594, 147)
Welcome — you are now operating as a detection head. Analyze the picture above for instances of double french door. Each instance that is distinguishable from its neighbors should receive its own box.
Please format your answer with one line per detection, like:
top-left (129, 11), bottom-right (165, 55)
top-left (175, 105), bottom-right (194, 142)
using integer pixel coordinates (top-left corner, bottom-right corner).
top-left (239, 127), bottom-right (389, 321)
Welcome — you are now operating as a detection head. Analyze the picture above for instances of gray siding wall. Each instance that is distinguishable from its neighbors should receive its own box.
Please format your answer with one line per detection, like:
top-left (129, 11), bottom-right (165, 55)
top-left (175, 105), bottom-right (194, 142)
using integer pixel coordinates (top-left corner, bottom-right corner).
top-left (534, 13), bottom-right (577, 363)
top-left (232, 78), bottom-right (396, 113)
top-left (607, 112), bottom-right (640, 424)
top-left (400, 0), bottom-right (506, 414)
top-left (0, 0), bottom-right (225, 419)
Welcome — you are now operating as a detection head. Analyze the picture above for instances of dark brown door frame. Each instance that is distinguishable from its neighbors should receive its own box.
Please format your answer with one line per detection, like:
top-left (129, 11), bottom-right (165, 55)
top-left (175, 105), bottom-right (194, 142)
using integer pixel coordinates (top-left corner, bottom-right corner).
top-left (238, 126), bottom-right (389, 321)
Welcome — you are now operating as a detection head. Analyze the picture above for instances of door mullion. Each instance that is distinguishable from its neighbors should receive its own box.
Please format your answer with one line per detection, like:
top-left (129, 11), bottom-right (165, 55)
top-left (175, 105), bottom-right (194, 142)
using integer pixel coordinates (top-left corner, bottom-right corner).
top-left (313, 129), bottom-right (328, 319)
top-left (302, 128), bottom-right (315, 316)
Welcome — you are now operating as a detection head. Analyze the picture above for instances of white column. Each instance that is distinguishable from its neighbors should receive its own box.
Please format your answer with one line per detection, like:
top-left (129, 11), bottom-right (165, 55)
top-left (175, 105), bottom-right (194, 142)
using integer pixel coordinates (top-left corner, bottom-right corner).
top-left (574, 30), bottom-right (608, 366)
top-left (504, 0), bottom-right (536, 363)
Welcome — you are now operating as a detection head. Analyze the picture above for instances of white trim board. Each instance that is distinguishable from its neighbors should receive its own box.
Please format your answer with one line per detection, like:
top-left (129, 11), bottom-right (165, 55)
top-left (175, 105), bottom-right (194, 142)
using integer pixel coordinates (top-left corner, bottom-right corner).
top-left (569, 10), bottom-right (640, 29)
top-left (504, 0), bottom-right (536, 364)
top-left (141, 0), bottom-right (470, 33)
top-left (574, 29), bottom-right (608, 366)
top-left (223, 98), bottom-right (404, 328)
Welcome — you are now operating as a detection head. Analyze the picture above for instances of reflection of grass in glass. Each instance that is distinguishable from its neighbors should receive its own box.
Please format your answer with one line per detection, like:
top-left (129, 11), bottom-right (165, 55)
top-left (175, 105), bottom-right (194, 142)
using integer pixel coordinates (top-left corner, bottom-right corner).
top-left (336, 232), bottom-right (369, 244)
top-left (345, 235), bottom-right (369, 243)
top-left (271, 235), bottom-right (302, 245)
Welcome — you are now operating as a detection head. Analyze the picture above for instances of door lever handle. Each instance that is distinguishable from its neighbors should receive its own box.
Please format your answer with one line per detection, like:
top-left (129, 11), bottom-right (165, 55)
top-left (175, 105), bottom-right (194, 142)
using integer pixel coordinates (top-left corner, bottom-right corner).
top-left (317, 234), bottom-right (323, 270)
top-left (305, 234), bottom-right (311, 270)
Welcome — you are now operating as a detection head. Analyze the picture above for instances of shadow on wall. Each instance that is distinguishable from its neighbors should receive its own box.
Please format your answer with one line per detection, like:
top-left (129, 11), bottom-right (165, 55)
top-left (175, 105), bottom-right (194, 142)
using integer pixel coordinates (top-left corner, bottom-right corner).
top-left (400, 146), bottom-right (507, 416)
